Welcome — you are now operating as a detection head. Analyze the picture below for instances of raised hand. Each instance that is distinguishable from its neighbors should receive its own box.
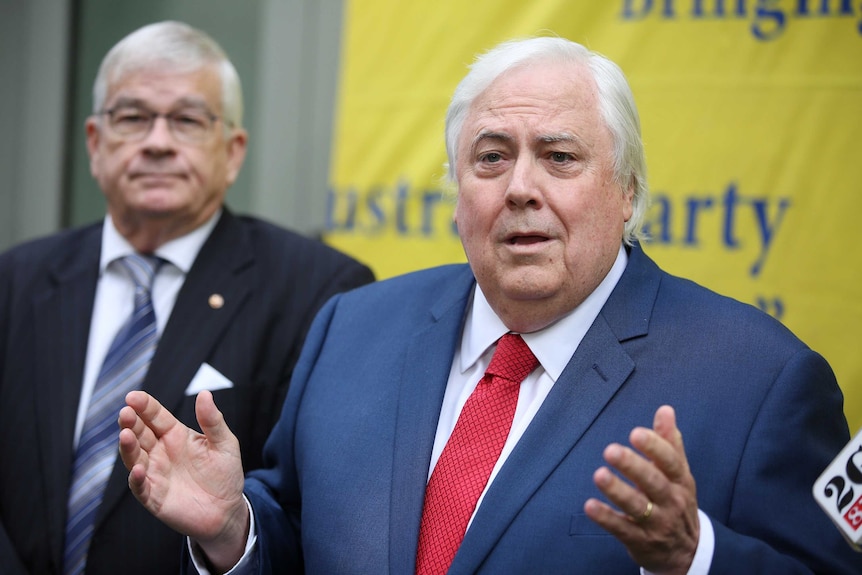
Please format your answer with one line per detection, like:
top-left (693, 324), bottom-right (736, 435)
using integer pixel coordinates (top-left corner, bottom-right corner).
top-left (584, 405), bottom-right (700, 575)
top-left (118, 390), bottom-right (249, 571)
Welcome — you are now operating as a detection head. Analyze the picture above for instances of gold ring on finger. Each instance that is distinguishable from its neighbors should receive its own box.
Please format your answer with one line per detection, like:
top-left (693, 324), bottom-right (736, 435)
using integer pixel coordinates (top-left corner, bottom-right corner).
top-left (634, 500), bottom-right (653, 523)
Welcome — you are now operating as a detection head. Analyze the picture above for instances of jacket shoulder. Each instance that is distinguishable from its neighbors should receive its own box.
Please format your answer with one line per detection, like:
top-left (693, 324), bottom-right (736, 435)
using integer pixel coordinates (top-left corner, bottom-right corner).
top-left (0, 223), bottom-right (100, 262)
top-left (0, 223), bottom-right (101, 281)
top-left (232, 214), bottom-right (372, 270)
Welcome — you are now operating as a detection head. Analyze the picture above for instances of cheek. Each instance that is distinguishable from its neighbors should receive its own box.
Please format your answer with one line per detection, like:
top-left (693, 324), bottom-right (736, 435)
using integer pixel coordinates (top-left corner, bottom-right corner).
top-left (557, 196), bottom-right (619, 248)
top-left (454, 202), bottom-right (472, 244)
top-left (456, 198), bottom-right (492, 242)
top-left (95, 151), bottom-right (128, 184)
top-left (196, 149), bottom-right (228, 181)
top-left (101, 142), bottom-right (145, 173)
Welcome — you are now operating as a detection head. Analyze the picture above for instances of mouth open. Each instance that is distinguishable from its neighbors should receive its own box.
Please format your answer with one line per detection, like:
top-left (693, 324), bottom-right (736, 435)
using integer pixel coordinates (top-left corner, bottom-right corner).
top-left (507, 235), bottom-right (549, 245)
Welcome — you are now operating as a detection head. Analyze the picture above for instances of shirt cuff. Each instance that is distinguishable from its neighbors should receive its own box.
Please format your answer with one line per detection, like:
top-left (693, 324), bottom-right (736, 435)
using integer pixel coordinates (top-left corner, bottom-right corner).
top-left (187, 495), bottom-right (258, 575)
top-left (642, 509), bottom-right (714, 575)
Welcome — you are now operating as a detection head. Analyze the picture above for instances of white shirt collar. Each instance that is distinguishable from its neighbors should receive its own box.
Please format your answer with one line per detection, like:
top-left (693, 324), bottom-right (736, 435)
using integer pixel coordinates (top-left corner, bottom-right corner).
top-left (461, 244), bottom-right (629, 380)
top-left (100, 209), bottom-right (222, 273)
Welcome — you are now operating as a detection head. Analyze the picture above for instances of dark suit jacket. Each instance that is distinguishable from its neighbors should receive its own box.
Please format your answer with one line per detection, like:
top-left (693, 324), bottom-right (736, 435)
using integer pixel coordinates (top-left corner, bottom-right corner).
top-left (0, 209), bottom-right (374, 574)
top-left (240, 244), bottom-right (861, 574)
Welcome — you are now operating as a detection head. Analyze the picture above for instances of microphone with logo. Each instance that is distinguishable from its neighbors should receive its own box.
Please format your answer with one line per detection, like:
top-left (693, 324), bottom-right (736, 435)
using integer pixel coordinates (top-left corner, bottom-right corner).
top-left (813, 426), bottom-right (862, 551)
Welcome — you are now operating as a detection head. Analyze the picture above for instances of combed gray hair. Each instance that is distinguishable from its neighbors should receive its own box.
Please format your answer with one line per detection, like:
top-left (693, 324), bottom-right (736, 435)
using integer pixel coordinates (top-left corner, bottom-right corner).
top-left (92, 21), bottom-right (244, 129)
top-left (444, 37), bottom-right (649, 244)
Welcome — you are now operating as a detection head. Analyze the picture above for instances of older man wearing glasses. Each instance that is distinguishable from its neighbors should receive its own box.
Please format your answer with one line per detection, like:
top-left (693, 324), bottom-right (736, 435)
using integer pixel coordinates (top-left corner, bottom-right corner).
top-left (0, 21), bottom-right (374, 575)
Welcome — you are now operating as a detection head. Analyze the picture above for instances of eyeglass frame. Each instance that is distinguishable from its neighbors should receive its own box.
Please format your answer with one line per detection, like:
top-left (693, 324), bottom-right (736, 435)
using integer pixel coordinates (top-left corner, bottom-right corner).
top-left (95, 104), bottom-right (234, 144)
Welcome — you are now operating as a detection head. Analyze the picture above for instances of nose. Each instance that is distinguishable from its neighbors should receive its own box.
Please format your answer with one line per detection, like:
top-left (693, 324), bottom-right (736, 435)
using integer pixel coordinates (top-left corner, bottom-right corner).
top-left (504, 155), bottom-right (543, 209)
top-left (140, 116), bottom-right (176, 155)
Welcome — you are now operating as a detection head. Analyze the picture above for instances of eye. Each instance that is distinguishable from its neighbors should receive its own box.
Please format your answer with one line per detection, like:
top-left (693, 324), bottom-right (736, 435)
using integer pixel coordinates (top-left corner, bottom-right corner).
top-left (171, 111), bottom-right (209, 128)
top-left (480, 152), bottom-right (503, 163)
top-left (550, 151), bottom-right (573, 163)
top-left (112, 108), bottom-right (150, 125)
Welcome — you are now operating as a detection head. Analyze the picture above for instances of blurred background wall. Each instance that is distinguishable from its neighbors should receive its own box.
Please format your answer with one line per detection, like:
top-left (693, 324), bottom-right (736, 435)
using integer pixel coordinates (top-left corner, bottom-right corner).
top-left (0, 0), bottom-right (343, 251)
top-left (1, 0), bottom-right (860, 430)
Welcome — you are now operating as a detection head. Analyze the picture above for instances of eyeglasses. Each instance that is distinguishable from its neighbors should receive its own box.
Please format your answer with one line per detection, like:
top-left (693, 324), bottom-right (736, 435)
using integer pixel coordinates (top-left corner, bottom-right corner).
top-left (98, 106), bottom-right (228, 144)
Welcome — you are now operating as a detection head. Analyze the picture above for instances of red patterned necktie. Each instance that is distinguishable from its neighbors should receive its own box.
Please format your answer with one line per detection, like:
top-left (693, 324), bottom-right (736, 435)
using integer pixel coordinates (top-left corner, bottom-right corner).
top-left (415, 333), bottom-right (539, 575)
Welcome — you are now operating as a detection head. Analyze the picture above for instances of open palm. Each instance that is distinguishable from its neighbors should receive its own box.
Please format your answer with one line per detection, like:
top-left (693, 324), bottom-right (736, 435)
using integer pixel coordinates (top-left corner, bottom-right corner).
top-left (118, 390), bottom-right (247, 544)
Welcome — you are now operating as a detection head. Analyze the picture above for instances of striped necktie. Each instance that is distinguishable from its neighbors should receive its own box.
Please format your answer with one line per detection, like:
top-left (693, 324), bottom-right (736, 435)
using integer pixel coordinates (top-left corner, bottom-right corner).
top-left (63, 253), bottom-right (162, 575)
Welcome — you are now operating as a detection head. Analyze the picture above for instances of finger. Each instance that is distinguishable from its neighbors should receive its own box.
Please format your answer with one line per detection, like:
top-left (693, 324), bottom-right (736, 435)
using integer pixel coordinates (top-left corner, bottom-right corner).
top-left (584, 495), bottom-right (642, 538)
top-left (118, 426), bottom-right (152, 504)
top-left (117, 406), bottom-right (150, 468)
top-left (195, 390), bottom-right (235, 448)
top-left (602, 440), bottom-right (668, 499)
top-left (127, 461), bottom-right (150, 502)
top-left (118, 401), bottom-right (160, 454)
top-left (628, 408), bottom-right (690, 484)
top-left (654, 405), bottom-right (685, 456)
top-left (593, 459), bottom-right (656, 520)
top-left (125, 390), bottom-right (182, 439)
top-left (117, 403), bottom-right (137, 431)
top-left (118, 426), bottom-right (146, 470)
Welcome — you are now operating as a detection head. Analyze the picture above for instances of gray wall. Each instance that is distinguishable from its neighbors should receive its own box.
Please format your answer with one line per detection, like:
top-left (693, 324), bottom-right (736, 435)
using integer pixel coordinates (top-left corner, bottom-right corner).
top-left (0, 0), bottom-right (344, 253)
top-left (0, 0), bottom-right (70, 249)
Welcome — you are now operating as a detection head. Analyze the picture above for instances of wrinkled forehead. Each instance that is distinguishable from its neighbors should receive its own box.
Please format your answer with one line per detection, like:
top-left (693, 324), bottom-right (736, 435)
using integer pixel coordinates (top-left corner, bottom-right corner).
top-left (460, 60), bottom-right (605, 143)
top-left (104, 63), bottom-right (221, 108)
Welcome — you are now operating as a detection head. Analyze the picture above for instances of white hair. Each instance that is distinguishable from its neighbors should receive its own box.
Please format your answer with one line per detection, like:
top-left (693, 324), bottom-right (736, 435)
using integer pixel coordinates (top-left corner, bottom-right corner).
top-left (92, 21), bottom-right (243, 129)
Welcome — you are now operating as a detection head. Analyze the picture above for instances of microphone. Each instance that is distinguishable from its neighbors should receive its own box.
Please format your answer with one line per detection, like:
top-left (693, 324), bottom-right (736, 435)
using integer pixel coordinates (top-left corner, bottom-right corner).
top-left (813, 425), bottom-right (862, 551)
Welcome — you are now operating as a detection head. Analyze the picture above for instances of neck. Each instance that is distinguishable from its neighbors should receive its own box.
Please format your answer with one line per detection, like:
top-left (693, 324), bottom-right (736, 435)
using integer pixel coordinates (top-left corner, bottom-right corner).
top-left (110, 206), bottom-right (218, 253)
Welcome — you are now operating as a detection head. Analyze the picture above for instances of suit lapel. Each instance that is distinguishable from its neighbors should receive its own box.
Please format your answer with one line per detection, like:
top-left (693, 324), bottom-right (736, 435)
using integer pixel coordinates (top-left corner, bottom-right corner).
top-left (451, 244), bottom-right (661, 573)
top-left (451, 317), bottom-right (635, 573)
top-left (142, 210), bottom-right (253, 408)
top-left (389, 266), bottom-right (475, 574)
top-left (99, 210), bottom-right (255, 521)
top-left (32, 226), bottom-right (101, 564)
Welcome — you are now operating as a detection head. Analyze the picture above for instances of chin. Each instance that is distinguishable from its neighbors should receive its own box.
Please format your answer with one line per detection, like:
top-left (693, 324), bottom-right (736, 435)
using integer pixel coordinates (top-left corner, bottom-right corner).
top-left (498, 272), bottom-right (560, 302)
top-left (130, 190), bottom-right (185, 209)
top-left (132, 202), bottom-right (184, 219)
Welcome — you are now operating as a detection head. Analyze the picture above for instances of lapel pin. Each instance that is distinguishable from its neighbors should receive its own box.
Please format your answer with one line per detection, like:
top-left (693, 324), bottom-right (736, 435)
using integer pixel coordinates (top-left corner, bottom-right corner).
top-left (208, 293), bottom-right (225, 309)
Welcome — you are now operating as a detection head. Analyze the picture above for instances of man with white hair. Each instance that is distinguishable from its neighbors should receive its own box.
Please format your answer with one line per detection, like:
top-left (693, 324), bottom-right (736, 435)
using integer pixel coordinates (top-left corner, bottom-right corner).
top-left (0, 21), bottom-right (373, 575)
top-left (119, 36), bottom-right (860, 574)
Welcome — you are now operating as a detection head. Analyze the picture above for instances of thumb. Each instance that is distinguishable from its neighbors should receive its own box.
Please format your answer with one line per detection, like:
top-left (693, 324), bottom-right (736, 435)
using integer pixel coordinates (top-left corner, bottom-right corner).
top-left (195, 390), bottom-right (234, 447)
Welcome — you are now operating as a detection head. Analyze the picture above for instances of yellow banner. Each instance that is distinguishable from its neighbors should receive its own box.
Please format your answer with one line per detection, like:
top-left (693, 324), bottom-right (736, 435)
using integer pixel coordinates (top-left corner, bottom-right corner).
top-left (326, 1), bottom-right (862, 429)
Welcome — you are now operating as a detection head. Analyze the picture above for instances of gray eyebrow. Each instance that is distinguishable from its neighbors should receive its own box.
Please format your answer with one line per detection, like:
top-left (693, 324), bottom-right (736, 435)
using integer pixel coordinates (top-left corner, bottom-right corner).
top-left (108, 96), bottom-right (212, 111)
top-left (471, 131), bottom-right (513, 148)
top-left (471, 130), bottom-right (584, 149)
top-left (537, 132), bottom-right (582, 145)
top-left (107, 96), bottom-right (147, 109)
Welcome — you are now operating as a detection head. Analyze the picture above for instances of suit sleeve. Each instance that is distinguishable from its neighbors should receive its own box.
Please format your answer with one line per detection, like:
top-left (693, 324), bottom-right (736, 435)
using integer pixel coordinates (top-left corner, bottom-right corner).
top-left (241, 293), bottom-right (345, 574)
top-left (708, 348), bottom-right (862, 574)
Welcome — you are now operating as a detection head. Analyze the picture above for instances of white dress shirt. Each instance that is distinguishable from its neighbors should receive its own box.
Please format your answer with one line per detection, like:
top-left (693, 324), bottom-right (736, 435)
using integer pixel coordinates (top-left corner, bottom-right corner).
top-left (430, 244), bottom-right (629, 522)
top-left (194, 245), bottom-right (714, 574)
top-left (73, 210), bottom-right (221, 447)
top-left (443, 247), bottom-right (713, 574)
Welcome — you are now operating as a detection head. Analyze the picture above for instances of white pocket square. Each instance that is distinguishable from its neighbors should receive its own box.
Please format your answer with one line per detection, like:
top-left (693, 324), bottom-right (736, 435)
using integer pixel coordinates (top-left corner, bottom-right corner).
top-left (184, 362), bottom-right (234, 396)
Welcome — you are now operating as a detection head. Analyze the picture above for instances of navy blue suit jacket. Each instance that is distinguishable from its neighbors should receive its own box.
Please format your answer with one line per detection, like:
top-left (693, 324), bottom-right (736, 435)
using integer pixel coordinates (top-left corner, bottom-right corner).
top-left (0, 209), bottom-right (374, 574)
top-left (241, 243), bottom-right (860, 574)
